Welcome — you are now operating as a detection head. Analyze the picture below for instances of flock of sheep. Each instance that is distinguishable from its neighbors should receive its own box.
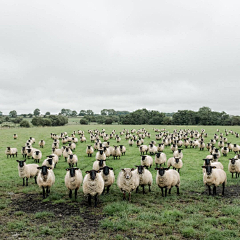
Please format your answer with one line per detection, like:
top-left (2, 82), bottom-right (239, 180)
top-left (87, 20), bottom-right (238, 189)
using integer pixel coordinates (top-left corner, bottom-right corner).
top-left (5, 127), bottom-right (240, 207)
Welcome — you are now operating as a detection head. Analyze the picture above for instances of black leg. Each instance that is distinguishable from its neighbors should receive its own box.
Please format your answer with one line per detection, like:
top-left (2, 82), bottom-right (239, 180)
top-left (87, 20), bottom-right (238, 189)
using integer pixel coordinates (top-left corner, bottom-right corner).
top-left (168, 188), bottom-right (171, 194)
top-left (165, 187), bottom-right (167, 197)
top-left (69, 189), bottom-right (72, 199)
top-left (148, 185), bottom-right (151, 192)
top-left (75, 189), bottom-right (77, 199)
top-left (222, 182), bottom-right (225, 195)
top-left (26, 178), bottom-right (28, 186)
top-left (128, 192), bottom-right (131, 202)
top-left (136, 186), bottom-right (139, 193)
top-left (208, 185), bottom-right (211, 195)
top-left (213, 186), bottom-right (216, 196)
top-left (161, 187), bottom-right (164, 197)
top-left (94, 194), bottom-right (98, 207)
top-left (123, 192), bottom-right (126, 200)
top-left (34, 176), bottom-right (37, 184)
top-left (176, 186), bottom-right (180, 195)
top-left (42, 187), bottom-right (45, 199)
top-left (88, 195), bottom-right (91, 206)
top-left (142, 185), bottom-right (145, 194)
top-left (107, 186), bottom-right (110, 194)
top-left (232, 172), bottom-right (233, 178)
top-left (102, 187), bottom-right (105, 195)
top-left (23, 178), bottom-right (25, 186)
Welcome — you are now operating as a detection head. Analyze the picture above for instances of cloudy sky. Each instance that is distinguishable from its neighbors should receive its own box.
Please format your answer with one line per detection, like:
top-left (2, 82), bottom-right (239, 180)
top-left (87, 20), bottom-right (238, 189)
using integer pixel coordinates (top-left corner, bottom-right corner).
top-left (1, 0), bottom-right (240, 115)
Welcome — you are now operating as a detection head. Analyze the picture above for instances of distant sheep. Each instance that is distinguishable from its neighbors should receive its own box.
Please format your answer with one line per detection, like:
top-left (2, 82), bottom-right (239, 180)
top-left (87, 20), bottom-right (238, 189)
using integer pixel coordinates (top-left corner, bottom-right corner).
top-left (86, 145), bottom-right (94, 157)
top-left (141, 155), bottom-right (153, 169)
top-left (67, 154), bottom-right (78, 167)
top-left (228, 158), bottom-right (240, 178)
top-left (93, 160), bottom-right (106, 171)
top-left (38, 140), bottom-right (45, 148)
top-left (155, 152), bottom-right (167, 168)
top-left (5, 147), bottom-right (17, 158)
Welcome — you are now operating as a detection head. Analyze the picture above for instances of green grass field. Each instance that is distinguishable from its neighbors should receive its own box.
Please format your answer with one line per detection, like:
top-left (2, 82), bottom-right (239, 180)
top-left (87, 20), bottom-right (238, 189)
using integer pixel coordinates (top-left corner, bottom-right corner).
top-left (0, 125), bottom-right (240, 239)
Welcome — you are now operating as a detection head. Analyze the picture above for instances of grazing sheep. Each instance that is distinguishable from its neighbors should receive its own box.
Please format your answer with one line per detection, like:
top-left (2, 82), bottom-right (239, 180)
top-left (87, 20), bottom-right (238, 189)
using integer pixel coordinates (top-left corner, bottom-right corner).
top-left (52, 148), bottom-right (62, 157)
top-left (139, 145), bottom-right (148, 155)
top-left (167, 157), bottom-right (183, 173)
top-left (135, 165), bottom-right (153, 194)
top-left (112, 146), bottom-right (121, 160)
top-left (226, 143), bottom-right (233, 152)
top-left (233, 144), bottom-right (240, 154)
top-left (199, 141), bottom-right (205, 151)
top-left (21, 147), bottom-right (27, 158)
top-left (221, 146), bottom-right (229, 157)
top-left (155, 152), bottom-right (167, 168)
top-left (86, 145), bottom-right (94, 157)
top-left (157, 143), bottom-right (165, 152)
top-left (148, 143), bottom-right (158, 155)
top-left (228, 158), bottom-right (240, 178)
top-left (96, 149), bottom-right (106, 161)
top-left (117, 168), bottom-right (139, 201)
top-left (38, 140), bottom-right (45, 148)
top-left (202, 166), bottom-right (227, 196)
top-left (184, 140), bottom-right (190, 148)
top-left (93, 160), bottom-right (106, 171)
top-left (100, 166), bottom-right (115, 194)
top-left (32, 150), bottom-right (42, 163)
top-left (16, 160), bottom-right (39, 186)
top-left (65, 167), bottom-right (83, 199)
top-left (13, 134), bottom-right (18, 140)
top-left (47, 154), bottom-right (59, 167)
top-left (52, 142), bottom-right (59, 149)
top-left (67, 154), bottom-right (78, 167)
top-left (141, 155), bottom-right (153, 169)
top-left (171, 144), bottom-right (178, 152)
top-left (119, 145), bottom-right (126, 156)
top-left (37, 165), bottom-right (55, 199)
top-left (42, 157), bottom-right (55, 169)
top-left (5, 147), bottom-right (18, 158)
top-left (202, 159), bottom-right (224, 172)
top-left (68, 142), bottom-right (76, 151)
top-left (82, 170), bottom-right (104, 207)
top-left (63, 147), bottom-right (72, 161)
top-left (155, 167), bottom-right (180, 197)
top-left (80, 136), bottom-right (87, 143)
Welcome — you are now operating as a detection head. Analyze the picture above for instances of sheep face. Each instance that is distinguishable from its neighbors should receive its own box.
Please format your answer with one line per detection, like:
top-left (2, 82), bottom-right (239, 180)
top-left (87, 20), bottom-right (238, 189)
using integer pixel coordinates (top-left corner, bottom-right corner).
top-left (121, 168), bottom-right (135, 179)
top-left (202, 166), bottom-right (216, 175)
top-left (135, 165), bottom-right (145, 174)
top-left (66, 167), bottom-right (79, 177)
top-left (141, 155), bottom-right (147, 161)
top-left (230, 158), bottom-right (237, 165)
top-left (98, 150), bottom-right (104, 155)
top-left (100, 166), bottom-right (113, 176)
top-left (174, 158), bottom-right (180, 164)
top-left (16, 160), bottom-right (26, 167)
top-left (38, 165), bottom-right (52, 176)
top-left (98, 160), bottom-right (106, 167)
top-left (155, 167), bottom-right (169, 176)
top-left (203, 158), bottom-right (211, 165)
top-left (86, 170), bottom-right (100, 180)
top-left (156, 152), bottom-right (161, 158)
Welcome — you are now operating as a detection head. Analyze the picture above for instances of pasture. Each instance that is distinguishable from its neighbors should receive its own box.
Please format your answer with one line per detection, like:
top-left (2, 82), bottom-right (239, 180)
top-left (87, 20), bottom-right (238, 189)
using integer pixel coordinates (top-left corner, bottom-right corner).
top-left (0, 125), bottom-right (240, 239)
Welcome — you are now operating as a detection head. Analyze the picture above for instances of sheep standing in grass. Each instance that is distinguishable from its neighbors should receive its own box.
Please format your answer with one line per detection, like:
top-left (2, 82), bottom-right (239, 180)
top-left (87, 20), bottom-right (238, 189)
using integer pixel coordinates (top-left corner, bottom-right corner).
top-left (100, 166), bottom-right (115, 194)
top-left (83, 170), bottom-right (104, 207)
top-left (233, 144), bottom-right (240, 154)
top-left (93, 160), bottom-right (106, 171)
top-left (141, 155), bottom-right (153, 169)
top-left (155, 167), bottom-right (180, 197)
top-left (38, 140), bottom-right (45, 148)
top-left (112, 146), bottom-right (121, 160)
top-left (228, 158), bottom-right (240, 178)
top-left (5, 147), bottom-right (18, 158)
top-left (148, 143), bottom-right (158, 155)
top-left (65, 167), bottom-right (83, 199)
top-left (16, 160), bottom-right (39, 186)
top-left (103, 146), bottom-right (110, 158)
top-left (32, 150), bottom-right (42, 163)
top-left (67, 154), bottom-right (78, 167)
top-left (167, 157), bottom-right (183, 173)
top-left (119, 145), bottom-right (126, 156)
top-left (202, 165), bottom-right (227, 196)
top-left (42, 157), bottom-right (55, 169)
top-left (86, 145), bottom-right (94, 157)
top-left (63, 147), bottom-right (72, 161)
top-left (96, 149), bottom-right (106, 161)
top-left (202, 159), bottom-right (223, 172)
top-left (221, 146), bottom-right (229, 157)
top-left (52, 148), bottom-right (62, 157)
top-left (135, 165), bottom-right (153, 194)
top-left (173, 149), bottom-right (183, 159)
top-left (139, 145), bottom-right (148, 155)
top-left (155, 152), bottom-right (167, 168)
top-left (117, 168), bottom-right (139, 201)
top-left (21, 147), bottom-right (27, 158)
top-left (157, 143), bottom-right (165, 152)
top-left (128, 139), bottom-right (134, 146)
top-left (13, 134), bottom-right (18, 140)
top-left (37, 165), bottom-right (55, 199)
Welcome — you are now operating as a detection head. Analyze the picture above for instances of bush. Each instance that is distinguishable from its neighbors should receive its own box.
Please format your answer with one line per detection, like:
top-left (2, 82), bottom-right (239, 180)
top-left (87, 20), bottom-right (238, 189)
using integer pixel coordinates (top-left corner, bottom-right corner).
top-left (105, 118), bottom-right (113, 124)
top-left (80, 118), bottom-right (88, 125)
top-left (20, 120), bottom-right (30, 128)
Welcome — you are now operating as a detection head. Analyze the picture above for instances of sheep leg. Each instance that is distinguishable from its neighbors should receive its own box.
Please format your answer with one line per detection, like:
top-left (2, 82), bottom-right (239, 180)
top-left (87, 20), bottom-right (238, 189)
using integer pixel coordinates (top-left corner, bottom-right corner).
top-left (69, 189), bottom-right (72, 199)
top-left (23, 178), bottom-right (25, 186)
top-left (107, 186), bottom-right (110, 194)
top-left (176, 186), bottom-right (180, 195)
top-left (136, 186), bottom-right (139, 193)
top-left (123, 191), bottom-right (126, 200)
top-left (34, 176), bottom-right (37, 184)
top-left (87, 195), bottom-right (92, 206)
top-left (148, 185), bottom-right (151, 192)
top-left (94, 194), bottom-right (98, 207)
top-left (222, 182), bottom-right (225, 195)
top-left (232, 172), bottom-right (233, 178)
top-left (165, 187), bottom-right (167, 197)
top-left (26, 178), bottom-right (28, 186)
top-left (42, 187), bottom-right (46, 199)
top-left (161, 187), bottom-right (164, 197)
top-left (236, 173), bottom-right (238, 178)
top-left (168, 188), bottom-right (171, 195)
top-left (65, 157), bottom-right (67, 162)
top-left (102, 187), bottom-right (105, 195)
top-left (128, 192), bottom-right (131, 202)
top-left (178, 169), bottom-right (180, 173)
top-left (75, 189), bottom-right (78, 199)
top-left (213, 186), bottom-right (216, 196)
top-left (142, 185), bottom-right (145, 194)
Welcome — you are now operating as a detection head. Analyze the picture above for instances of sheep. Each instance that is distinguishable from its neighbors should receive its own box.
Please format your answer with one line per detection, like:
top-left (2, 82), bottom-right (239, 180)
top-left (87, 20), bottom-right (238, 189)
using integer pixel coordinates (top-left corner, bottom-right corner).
top-left (228, 158), bottom-right (240, 178)
top-left (68, 142), bottom-right (76, 151)
top-left (141, 155), bottom-right (153, 169)
top-left (52, 147), bottom-right (62, 157)
top-left (119, 145), bottom-right (126, 156)
top-left (100, 166), bottom-right (115, 194)
top-left (218, 141), bottom-right (224, 149)
top-left (112, 146), bottom-right (121, 160)
top-left (52, 142), bottom-right (59, 149)
top-left (37, 165), bottom-right (55, 199)
top-left (155, 167), bottom-right (180, 197)
top-left (139, 145), bottom-right (148, 155)
top-left (155, 152), bottom-right (167, 168)
top-left (199, 141), bottom-right (205, 151)
top-left (38, 140), bottom-right (45, 148)
top-left (170, 144), bottom-right (178, 152)
top-left (21, 146), bottom-right (27, 158)
top-left (82, 170), bottom-right (104, 207)
top-left (86, 145), bottom-right (94, 157)
top-left (148, 143), bottom-right (158, 155)
top-left (80, 136), bottom-right (87, 143)
top-left (95, 149), bottom-right (106, 161)
top-left (13, 134), bottom-right (18, 140)
top-left (42, 157), bottom-right (55, 169)
top-left (67, 154), bottom-right (78, 167)
top-left (5, 147), bottom-right (17, 158)
top-left (93, 158), bottom-right (106, 170)
top-left (202, 158), bottom-right (224, 172)
top-left (103, 146), bottom-right (110, 158)
top-left (173, 149), bottom-right (183, 159)
top-left (116, 136), bottom-right (121, 143)
top-left (212, 148), bottom-right (221, 159)
top-left (117, 168), bottom-right (139, 201)
top-left (135, 165), bottom-right (153, 194)
top-left (157, 143), bottom-right (165, 152)
top-left (29, 137), bottom-right (35, 144)
top-left (221, 146), bottom-right (229, 157)
top-left (65, 167), bottom-right (83, 199)
top-left (202, 166), bottom-right (227, 196)
top-left (226, 143), bottom-right (233, 152)
top-left (233, 144), bottom-right (240, 154)
top-left (16, 160), bottom-right (39, 186)
top-left (167, 157), bottom-right (183, 173)
top-left (32, 150), bottom-right (42, 163)
top-left (63, 147), bottom-right (72, 161)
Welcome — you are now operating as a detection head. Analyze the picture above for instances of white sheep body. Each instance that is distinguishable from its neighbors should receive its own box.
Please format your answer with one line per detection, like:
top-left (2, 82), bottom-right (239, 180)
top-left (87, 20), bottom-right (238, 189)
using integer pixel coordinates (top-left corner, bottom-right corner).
top-left (156, 169), bottom-right (180, 189)
top-left (101, 169), bottom-right (115, 187)
top-left (203, 169), bottom-right (227, 187)
top-left (65, 169), bottom-right (83, 190)
top-left (141, 155), bottom-right (153, 168)
top-left (82, 173), bottom-right (104, 197)
top-left (93, 160), bottom-right (106, 171)
top-left (117, 169), bottom-right (139, 193)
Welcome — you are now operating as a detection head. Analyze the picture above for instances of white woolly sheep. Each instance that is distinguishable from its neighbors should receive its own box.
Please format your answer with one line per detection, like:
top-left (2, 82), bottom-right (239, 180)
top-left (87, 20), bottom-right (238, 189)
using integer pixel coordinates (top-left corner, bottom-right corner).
top-left (233, 144), bottom-right (240, 154)
top-left (42, 157), bottom-right (55, 169)
top-left (119, 145), bottom-right (126, 156)
top-left (52, 147), bottom-right (62, 157)
top-left (21, 147), bottom-right (27, 158)
top-left (95, 149), bottom-right (106, 161)
top-left (100, 166), bottom-right (115, 194)
top-left (202, 158), bottom-right (224, 173)
top-left (86, 145), bottom-right (94, 157)
top-left (112, 146), bottom-right (121, 160)
top-left (37, 165), bottom-right (55, 199)
top-left (93, 160), bottom-right (106, 171)
top-left (173, 149), bottom-right (183, 159)
top-left (157, 143), bottom-right (165, 152)
top-left (38, 140), bottom-right (45, 148)
top-left (103, 146), bottom-right (110, 158)
top-left (5, 147), bottom-right (18, 158)
top-left (80, 136), bottom-right (87, 143)
top-left (221, 147), bottom-right (229, 157)
top-left (167, 157), bottom-right (183, 173)
top-left (141, 155), bottom-right (153, 169)
top-left (148, 143), bottom-right (158, 155)
top-left (155, 152), bottom-right (167, 168)
top-left (63, 147), bottom-right (73, 161)
top-left (82, 170), bottom-right (104, 207)
top-left (65, 167), bottom-right (83, 199)
top-left (139, 145), bottom-right (148, 155)
top-left (171, 144), bottom-right (178, 152)
top-left (68, 142), bottom-right (76, 151)
top-left (13, 134), bottom-right (18, 140)
top-left (32, 150), bottom-right (42, 163)
top-left (67, 154), bottom-right (78, 167)
top-left (228, 158), bottom-right (240, 178)
top-left (202, 165), bottom-right (227, 196)
top-left (155, 167), bottom-right (180, 197)
top-left (117, 168), bottom-right (139, 201)
top-left (199, 141), bottom-right (205, 151)
top-left (52, 142), bottom-right (59, 149)
top-left (135, 165), bottom-right (153, 194)
top-left (16, 160), bottom-right (39, 186)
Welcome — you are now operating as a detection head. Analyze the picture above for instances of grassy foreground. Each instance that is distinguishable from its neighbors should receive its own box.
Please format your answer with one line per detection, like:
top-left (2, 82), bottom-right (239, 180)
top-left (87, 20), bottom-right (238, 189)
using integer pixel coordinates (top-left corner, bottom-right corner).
top-left (0, 125), bottom-right (240, 239)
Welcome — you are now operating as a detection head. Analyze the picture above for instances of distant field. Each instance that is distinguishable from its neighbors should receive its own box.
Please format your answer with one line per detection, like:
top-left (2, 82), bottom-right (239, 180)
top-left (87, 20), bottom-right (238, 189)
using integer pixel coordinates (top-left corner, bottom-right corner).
top-left (0, 125), bottom-right (240, 239)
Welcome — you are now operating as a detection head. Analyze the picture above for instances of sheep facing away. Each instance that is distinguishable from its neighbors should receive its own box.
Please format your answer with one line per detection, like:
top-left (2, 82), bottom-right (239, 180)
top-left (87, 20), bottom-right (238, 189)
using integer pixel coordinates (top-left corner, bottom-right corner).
top-left (155, 167), bottom-right (180, 197)
top-left (82, 170), bottom-right (104, 207)
top-left (37, 165), bottom-right (55, 199)
top-left (202, 165), bottom-right (227, 196)
top-left (135, 165), bottom-right (153, 194)
top-left (16, 160), bottom-right (39, 186)
top-left (65, 167), bottom-right (83, 199)
top-left (117, 168), bottom-right (139, 201)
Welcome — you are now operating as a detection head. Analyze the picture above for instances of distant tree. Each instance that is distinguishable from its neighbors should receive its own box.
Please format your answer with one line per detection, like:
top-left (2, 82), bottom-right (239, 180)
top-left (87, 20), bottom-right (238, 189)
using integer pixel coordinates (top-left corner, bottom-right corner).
top-left (21, 114), bottom-right (27, 118)
top-left (33, 108), bottom-right (41, 116)
top-left (105, 118), bottom-right (113, 124)
top-left (231, 116), bottom-right (240, 125)
top-left (162, 116), bottom-right (172, 125)
top-left (28, 113), bottom-right (33, 118)
top-left (20, 120), bottom-right (30, 128)
top-left (198, 107), bottom-right (212, 125)
top-left (60, 108), bottom-right (72, 116)
top-left (108, 109), bottom-right (116, 115)
top-left (80, 118), bottom-right (88, 125)
top-left (96, 115), bottom-right (106, 124)
top-left (71, 110), bottom-right (77, 117)
top-left (79, 110), bottom-right (87, 116)
top-left (86, 110), bottom-right (94, 116)
top-left (101, 109), bottom-right (108, 115)
top-left (31, 117), bottom-right (43, 126)
top-left (9, 110), bottom-right (17, 118)
top-left (45, 111), bottom-right (51, 116)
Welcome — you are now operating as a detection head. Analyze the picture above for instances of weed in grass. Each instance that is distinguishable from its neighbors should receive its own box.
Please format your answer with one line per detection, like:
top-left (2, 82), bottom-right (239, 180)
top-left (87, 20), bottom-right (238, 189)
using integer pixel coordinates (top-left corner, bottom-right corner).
top-left (35, 211), bottom-right (55, 219)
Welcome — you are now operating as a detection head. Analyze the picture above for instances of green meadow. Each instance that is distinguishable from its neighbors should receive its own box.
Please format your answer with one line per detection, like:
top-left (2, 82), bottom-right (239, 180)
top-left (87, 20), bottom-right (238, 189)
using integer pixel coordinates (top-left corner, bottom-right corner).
top-left (0, 125), bottom-right (240, 239)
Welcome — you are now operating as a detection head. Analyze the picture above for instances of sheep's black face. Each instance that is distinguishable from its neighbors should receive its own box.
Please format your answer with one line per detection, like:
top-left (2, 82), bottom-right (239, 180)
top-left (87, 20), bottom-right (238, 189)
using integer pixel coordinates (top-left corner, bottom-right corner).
top-left (87, 146), bottom-right (91, 149)
top-left (99, 150), bottom-right (103, 155)
top-left (156, 152), bottom-right (161, 158)
top-left (41, 166), bottom-right (49, 175)
top-left (231, 159), bottom-right (236, 165)
top-left (69, 154), bottom-right (73, 159)
top-left (17, 160), bottom-right (25, 167)
top-left (89, 170), bottom-right (97, 180)
top-left (69, 168), bottom-right (76, 177)
top-left (137, 166), bottom-right (144, 174)
top-left (27, 149), bottom-right (31, 153)
top-left (47, 159), bottom-right (53, 165)
top-left (36, 151), bottom-right (39, 155)
top-left (142, 156), bottom-right (146, 161)
top-left (175, 158), bottom-right (180, 163)
top-left (158, 168), bottom-right (165, 176)
top-left (99, 160), bottom-right (104, 167)
top-left (204, 159), bottom-right (211, 166)
top-left (205, 166), bottom-right (213, 175)
top-left (102, 166), bottom-right (110, 175)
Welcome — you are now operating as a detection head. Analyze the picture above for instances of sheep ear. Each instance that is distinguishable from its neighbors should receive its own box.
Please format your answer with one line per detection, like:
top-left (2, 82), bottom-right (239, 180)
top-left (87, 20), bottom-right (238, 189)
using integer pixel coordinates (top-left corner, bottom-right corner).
top-left (99, 168), bottom-right (103, 170)
top-left (121, 169), bottom-right (125, 172)
top-left (16, 160), bottom-right (19, 162)
top-left (110, 168), bottom-right (113, 170)
top-left (131, 168), bottom-right (135, 171)
top-left (85, 171), bottom-right (90, 174)
top-left (66, 168), bottom-right (70, 171)
top-left (37, 167), bottom-right (42, 170)
top-left (202, 166), bottom-right (206, 168)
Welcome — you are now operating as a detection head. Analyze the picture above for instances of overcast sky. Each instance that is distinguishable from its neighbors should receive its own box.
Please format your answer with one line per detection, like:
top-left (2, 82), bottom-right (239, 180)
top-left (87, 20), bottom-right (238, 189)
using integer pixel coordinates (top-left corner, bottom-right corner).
top-left (1, 0), bottom-right (240, 115)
